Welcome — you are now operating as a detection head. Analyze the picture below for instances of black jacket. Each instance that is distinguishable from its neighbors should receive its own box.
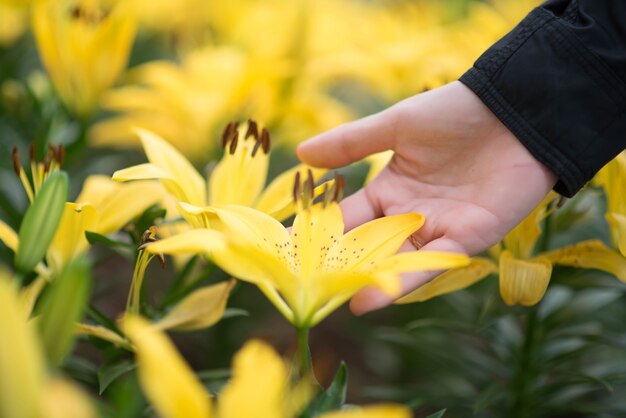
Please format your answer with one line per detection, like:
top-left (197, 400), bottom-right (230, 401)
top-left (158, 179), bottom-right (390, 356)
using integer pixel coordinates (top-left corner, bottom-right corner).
top-left (459, 0), bottom-right (626, 197)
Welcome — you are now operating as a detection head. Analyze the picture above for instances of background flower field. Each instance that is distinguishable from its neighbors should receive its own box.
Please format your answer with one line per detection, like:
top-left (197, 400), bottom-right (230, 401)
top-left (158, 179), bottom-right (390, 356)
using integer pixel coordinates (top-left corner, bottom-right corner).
top-left (1, 0), bottom-right (626, 417)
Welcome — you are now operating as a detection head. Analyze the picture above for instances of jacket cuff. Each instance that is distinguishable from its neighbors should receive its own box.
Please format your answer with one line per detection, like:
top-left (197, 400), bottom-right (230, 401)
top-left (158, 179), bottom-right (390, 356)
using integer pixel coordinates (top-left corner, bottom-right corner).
top-left (460, 7), bottom-right (626, 197)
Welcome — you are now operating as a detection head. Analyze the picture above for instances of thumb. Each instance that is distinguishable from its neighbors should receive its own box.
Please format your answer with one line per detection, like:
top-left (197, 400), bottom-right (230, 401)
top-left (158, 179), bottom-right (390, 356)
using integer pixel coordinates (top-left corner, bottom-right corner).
top-left (296, 106), bottom-right (402, 168)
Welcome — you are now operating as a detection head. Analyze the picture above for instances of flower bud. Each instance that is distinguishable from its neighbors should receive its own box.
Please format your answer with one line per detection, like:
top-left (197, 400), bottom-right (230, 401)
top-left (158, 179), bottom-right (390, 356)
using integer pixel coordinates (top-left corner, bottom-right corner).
top-left (15, 171), bottom-right (68, 273)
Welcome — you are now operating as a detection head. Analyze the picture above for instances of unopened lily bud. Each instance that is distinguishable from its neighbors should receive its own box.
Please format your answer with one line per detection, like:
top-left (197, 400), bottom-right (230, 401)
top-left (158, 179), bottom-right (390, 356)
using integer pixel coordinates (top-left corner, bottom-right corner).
top-left (15, 171), bottom-right (68, 273)
top-left (38, 257), bottom-right (91, 366)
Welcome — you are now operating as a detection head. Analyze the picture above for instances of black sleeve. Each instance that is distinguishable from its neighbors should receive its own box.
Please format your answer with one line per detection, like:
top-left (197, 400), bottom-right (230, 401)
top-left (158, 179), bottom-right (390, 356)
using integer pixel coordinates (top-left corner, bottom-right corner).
top-left (459, 0), bottom-right (626, 197)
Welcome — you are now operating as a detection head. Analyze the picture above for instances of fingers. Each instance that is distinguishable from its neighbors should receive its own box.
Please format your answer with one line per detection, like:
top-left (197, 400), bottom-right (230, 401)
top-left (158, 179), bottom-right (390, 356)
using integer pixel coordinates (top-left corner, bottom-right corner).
top-left (339, 188), bottom-right (381, 232)
top-left (296, 107), bottom-right (401, 168)
top-left (350, 237), bottom-right (467, 315)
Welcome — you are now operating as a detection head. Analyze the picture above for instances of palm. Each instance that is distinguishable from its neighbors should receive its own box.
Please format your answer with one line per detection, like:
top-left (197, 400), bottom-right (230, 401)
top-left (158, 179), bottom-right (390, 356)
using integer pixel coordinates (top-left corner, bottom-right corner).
top-left (297, 81), bottom-right (557, 313)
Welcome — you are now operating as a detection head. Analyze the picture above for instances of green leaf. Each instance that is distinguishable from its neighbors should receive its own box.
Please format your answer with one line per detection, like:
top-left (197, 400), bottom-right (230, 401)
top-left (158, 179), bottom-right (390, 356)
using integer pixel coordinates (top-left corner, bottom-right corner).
top-left (306, 362), bottom-right (348, 416)
top-left (425, 409), bottom-right (447, 418)
top-left (85, 231), bottom-right (134, 249)
top-left (98, 361), bottom-right (136, 395)
top-left (15, 171), bottom-right (68, 272)
top-left (222, 308), bottom-right (249, 319)
top-left (474, 383), bottom-right (505, 413)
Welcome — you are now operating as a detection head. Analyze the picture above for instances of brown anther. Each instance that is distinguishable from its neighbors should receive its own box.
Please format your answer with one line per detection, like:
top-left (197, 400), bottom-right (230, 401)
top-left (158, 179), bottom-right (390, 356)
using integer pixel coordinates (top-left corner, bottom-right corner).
top-left (43, 152), bottom-right (52, 173)
top-left (29, 143), bottom-right (36, 162)
top-left (260, 128), bottom-right (271, 154)
top-left (306, 169), bottom-right (315, 199)
top-left (251, 137), bottom-right (262, 157)
top-left (292, 171), bottom-right (301, 204)
top-left (55, 145), bottom-right (65, 166)
top-left (333, 173), bottom-right (345, 202)
top-left (229, 134), bottom-right (239, 155)
top-left (321, 183), bottom-right (330, 207)
top-left (11, 147), bottom-right (21, 176)
top-left (245, 119), bottom-right (259, 140)
top-left (138, 226), bottom-right (166, 268)
top-left (221, 121), bottom-right (238, 148)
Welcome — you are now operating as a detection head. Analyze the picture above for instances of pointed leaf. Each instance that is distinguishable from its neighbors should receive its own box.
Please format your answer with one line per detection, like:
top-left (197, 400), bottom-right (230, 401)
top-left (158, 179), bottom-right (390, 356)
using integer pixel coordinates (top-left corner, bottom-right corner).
top-left (308, 362), bottom-right (348, 414)
top-left (97, 360), bottom-right (136, 395)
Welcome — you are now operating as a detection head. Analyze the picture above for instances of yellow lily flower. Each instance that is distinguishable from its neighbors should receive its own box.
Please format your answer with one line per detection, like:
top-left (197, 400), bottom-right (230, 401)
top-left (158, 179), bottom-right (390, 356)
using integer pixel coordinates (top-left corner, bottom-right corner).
top-left (0, 275), bottom-right (97, 418)
top-left (146, 174), bottom-right (469, 328)
top-left (398, 193), bottom-right (626, 306)
top-left (112, 123), bottom-right (325, 226)
top-left (595, 152), bottom-right (626, 256)
top-left (0, 0), bottom-right (29, 46)
top-left (32, 0), bottom-right (136, 117)
top-left (122, 315), bottom-right (411, 418)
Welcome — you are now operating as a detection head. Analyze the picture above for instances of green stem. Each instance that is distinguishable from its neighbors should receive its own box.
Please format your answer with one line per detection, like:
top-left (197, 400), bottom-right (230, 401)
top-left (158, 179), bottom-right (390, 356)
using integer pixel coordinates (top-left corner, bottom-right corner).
top-left (296, 327), bottom-right (312, 379)
top-left (512, 309), bottom-right (538, 418)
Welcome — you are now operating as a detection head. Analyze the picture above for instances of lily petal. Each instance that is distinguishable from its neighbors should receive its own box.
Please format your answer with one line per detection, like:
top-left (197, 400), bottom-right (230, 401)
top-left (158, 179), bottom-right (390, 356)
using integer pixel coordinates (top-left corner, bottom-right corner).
top-left (396, 257), bottom-right (496, 303)
top-left (542, 239), bottom-right (626, 282)
top-left (121, 316), bottom-right (212, 418)
top-left (77, 176), bottom-right (164, 235)
top-left (293, 203), bottom-right (344, 277)
top-left (40, 378), bottom-right (98, 418)
top-left (319, 404), bottom-right (411, 418)
top-left (218, 340), bottom-right (288, 418)
top-left (0, 278), bottom-right (45, 418)
top-left (46, 203), bottom-right (97, 274)
top-left (129, 129), bottom-right (206, 206)
top-left (499, 251), bottom-right (551, 306)
top-left (155, 280), bottom-right (234, 332)
top-left (254, 165), bottom-right (326, 221)
top-left (607, 213), bottom-right (626, 257)
top-left (325, 213), bottom-right (424, 272)
top-left (0, 219), bottom-right (18, 252)
top-left (145, 229), bottom-right (225, 257)
top-left (75, 324), bottom-right (133, 351)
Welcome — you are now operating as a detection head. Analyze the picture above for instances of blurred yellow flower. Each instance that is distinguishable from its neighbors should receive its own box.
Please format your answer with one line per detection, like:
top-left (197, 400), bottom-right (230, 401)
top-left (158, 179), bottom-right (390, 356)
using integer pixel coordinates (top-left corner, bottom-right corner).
top-left (113, 124), bottom-right (324, 225)
top-left (0, 0), bottom-right (29, 46)
top-left (32, 0), bottom-right (136, 117)
top-left (398, 193), bottom-right (626, 306)
top-left (146, 174), bottom-right (468, 328)
top-left (595, 152), bottom-right (626, 257)
top-left (0, 276), bottom-right (97, 418)
top-left (122, 316), bottom-right (410, 418)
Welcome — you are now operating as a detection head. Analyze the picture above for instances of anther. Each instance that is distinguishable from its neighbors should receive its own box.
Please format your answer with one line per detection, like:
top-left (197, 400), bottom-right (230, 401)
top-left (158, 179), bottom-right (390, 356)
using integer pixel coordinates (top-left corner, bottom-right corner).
top-left (245, 119), bottom-right (259, 140)
top-left (55, 144), bottom-right (65, 166)
top-left (305, 169), bottom-right (315, 200)
top-left (221, 121), bottom-right (238, 148)
top-left (260, 128), bottom-right (271, 154)
top-left (43, 151), bottom-right (52, 173)
top-left (29, 143), bottom-right (36, 162)
top-left (292, 171), bottom-right (301, 204)
top-left (333, 173), bottom-right (345, 202)
top-left (11, 147), bottom-right (21, 176)
top-left (251, 137), bottom-right (262, 157)
top-left (229, 134), bottom-right (239, 154)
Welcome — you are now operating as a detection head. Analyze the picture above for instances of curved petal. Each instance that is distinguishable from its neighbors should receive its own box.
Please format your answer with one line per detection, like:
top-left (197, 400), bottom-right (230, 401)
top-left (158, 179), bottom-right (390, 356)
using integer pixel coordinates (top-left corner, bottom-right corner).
top-left (218, 340), bottom-right (288, 418)
top-left (137, 129), bottom-right (206, 206)
top-left (396, 257), bottom-right (497, 303)
top-left (542, 239), bottom-right (626, 282)
top-left (0, 219), bottom-right (18, 252)
top-left (121, 316), bottom-right (212, 418)
top-left (211, 205), bottom-right (293, 257)
top-left (606, 213), bottom-right (626, 257)
top-left (145, 229), bottom-right (226, 256)
top-left (40, 378), bottom-right (98, 418)
top-left (254, 165), bottom-right (327, 221)
top-left (155, 280), bottom-right (234, 332)
top-left (325, 213), bottom-right (424, 272)
top-left (319, 404), bottom-right (411, 418)
top-left (499, 251), bottom-right (551, 306)
top-left (0, 278), bottom-right (45, 418)
top-left (293, 203), bottom-right (344, 277)
top-left (46, 203), bottom-right (97, 274)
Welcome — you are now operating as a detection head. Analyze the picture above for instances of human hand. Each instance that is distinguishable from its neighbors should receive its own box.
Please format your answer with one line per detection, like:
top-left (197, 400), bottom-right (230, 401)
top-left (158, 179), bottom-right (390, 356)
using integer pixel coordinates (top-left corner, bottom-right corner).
top-left (296, 81), bottom-right (558, 315)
